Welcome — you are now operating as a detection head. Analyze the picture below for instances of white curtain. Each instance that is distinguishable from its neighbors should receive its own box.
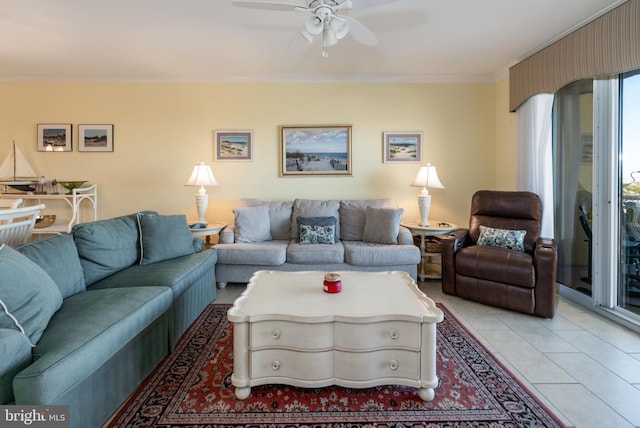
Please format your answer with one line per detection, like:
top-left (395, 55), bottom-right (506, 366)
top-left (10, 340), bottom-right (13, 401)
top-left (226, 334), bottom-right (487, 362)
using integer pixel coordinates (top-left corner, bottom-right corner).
top-left (516, 93), bottom-right (555, 238)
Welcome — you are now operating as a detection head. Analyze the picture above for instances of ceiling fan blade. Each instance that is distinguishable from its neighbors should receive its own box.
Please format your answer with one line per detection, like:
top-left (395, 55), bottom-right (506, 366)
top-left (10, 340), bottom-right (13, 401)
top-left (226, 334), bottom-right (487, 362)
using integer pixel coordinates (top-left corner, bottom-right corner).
top-left (342, 15), bottom-right (377, 46)
top-left (231, 0), bottom-right (308, 12)
top-left (355, 0), bottom-right (397, 9)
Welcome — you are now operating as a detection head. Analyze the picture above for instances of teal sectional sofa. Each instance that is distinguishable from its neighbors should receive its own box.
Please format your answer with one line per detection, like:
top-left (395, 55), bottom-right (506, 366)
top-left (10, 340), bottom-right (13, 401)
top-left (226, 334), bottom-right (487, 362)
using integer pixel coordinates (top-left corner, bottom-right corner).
top-left (0, 212), bottom-right (217, 428)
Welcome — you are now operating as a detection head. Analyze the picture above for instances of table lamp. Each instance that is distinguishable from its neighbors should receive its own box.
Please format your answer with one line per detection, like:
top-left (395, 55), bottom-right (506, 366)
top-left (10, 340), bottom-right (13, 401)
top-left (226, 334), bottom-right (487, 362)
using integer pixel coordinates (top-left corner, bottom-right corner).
top-left (411, 163), bottom-right (445, 227)
top-left (185, 162), bottom-right (219, 225)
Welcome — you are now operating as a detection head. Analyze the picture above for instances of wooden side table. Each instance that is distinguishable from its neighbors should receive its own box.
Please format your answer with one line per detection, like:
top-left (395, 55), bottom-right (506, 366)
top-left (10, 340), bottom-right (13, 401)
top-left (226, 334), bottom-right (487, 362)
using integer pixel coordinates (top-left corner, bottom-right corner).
top-left (401, 220), bottom-right (458, 281)
top-left (189, 221), bottom-right (227, 247)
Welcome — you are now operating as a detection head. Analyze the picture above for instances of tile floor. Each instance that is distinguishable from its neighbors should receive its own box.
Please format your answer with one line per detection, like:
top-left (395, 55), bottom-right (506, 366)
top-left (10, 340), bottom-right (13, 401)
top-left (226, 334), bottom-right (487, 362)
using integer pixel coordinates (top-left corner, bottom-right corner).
top-left (216, 280), bottom-right (640, 428)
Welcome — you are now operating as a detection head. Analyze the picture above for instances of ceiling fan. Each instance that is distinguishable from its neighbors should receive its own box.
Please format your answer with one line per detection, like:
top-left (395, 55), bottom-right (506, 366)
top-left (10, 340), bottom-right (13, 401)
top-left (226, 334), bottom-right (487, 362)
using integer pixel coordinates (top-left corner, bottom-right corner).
top-left (232, 0), bottom-right (395, 58)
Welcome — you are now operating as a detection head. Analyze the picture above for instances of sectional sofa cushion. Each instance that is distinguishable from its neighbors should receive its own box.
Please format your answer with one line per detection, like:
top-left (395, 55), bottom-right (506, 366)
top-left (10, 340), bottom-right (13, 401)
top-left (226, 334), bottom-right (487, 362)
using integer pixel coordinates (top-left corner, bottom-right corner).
top-left (339, 199), bottom-right (397, 241)
top-left (137, 213), bottom-right (198, 265)
top-left (16, 234), bottom-right (86, 298)
top-left (291, 199), bottom-right (341, 240)
top-left (240, 199), bottom-right (293, 240)
top-left (362, 207), bottom-right (404, 244)
top-left (0, 245), bottom-right (63, 345)
top-left (0, 328), bottom-right (32, 404)
top-left (234, 205), bottom-right (272, 243)
top-left (73, 214), bottom-right (141, 285)
top-left (13, 286), bottom-right (172, 405)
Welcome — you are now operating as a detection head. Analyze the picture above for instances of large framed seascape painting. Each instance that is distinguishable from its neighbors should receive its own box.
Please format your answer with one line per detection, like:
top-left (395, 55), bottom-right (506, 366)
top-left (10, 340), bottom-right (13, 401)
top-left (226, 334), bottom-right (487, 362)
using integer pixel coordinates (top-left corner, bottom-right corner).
top-left (383, 131), bottom-right (423, 163)
top-left (280, 125), bottom-right (352, 176)
top-left (37, 124), bottom-right (72, 152)
top-left (215, 130), bottom-right (253, 161)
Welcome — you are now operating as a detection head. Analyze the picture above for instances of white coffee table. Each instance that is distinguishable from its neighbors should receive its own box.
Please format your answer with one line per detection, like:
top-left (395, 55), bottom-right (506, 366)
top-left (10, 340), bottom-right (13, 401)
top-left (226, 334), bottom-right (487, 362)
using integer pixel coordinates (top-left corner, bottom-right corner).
top-left (227, 270), bottom-right (444, 401)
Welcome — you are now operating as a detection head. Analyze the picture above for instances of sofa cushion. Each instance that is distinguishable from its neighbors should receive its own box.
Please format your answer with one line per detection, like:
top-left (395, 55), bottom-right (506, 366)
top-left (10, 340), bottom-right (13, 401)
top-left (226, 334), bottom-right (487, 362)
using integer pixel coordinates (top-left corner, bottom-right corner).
top-left (477, 225), bottom-right (526, 252)
top-left (297, 216), bottom-right (337, 244)
top-left (340, 199), bottom-right (397, 241)
top-left (287, 240), bottom-right (345, 264)
top-left (0, 328), bottom-right (33, 404)
top-left (16, 234), bottom-right (86, 298)
top-left (13, 286), bottom-right (172, 405)
top-left (240, 199), bottom-right (293, 240)
top-left (73, 214), bottom-right (142, 286)
top-left (291, 199), bottom-right (340, 240)
top-left (215, 241), bottom-right (288, 265)
top-left (234, 205), bottom-right (272, 243)
top-left (137, 213), bottom-right (197, 265)
top-left (455, 245), bottom-right (535, 288)
top-left (343, 241), bottom-right (421, 266)
top-left (89, 250), bottom-right (216, 300)
top-left (0, 245), bottom-right (63, 345)
top-left (362, 207), bottom-right (404, 244)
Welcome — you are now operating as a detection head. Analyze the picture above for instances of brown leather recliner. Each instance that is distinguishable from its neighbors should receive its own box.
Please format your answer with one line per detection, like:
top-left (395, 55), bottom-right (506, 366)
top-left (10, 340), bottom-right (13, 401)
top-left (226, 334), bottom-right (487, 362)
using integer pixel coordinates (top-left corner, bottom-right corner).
top-left (441, 190), bottom-right (558, 318)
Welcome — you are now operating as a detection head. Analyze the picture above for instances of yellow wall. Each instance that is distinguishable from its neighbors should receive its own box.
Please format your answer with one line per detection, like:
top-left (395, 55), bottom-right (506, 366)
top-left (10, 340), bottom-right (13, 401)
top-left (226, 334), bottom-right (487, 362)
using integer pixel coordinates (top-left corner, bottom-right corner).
top-left (0, 81), bottom-right (515, 227)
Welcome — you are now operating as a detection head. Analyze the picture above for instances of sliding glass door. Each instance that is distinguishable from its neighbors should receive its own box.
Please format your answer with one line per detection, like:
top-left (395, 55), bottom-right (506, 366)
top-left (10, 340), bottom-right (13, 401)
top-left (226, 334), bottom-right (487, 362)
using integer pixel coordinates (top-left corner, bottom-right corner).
top-left (620, 71), bottom-right (640, 316)
top-left (554, 80), bottom-right (594, 297)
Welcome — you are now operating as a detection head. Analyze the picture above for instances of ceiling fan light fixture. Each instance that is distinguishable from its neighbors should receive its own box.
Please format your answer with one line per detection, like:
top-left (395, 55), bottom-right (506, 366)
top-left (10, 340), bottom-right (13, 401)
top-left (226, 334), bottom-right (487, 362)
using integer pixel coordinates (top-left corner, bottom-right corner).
top-left (299, 28), bottom-right (314, 43)
top-left (329, 17), bottom-right (348, 40)
top-left (305, 15), bottom-right (323, 35)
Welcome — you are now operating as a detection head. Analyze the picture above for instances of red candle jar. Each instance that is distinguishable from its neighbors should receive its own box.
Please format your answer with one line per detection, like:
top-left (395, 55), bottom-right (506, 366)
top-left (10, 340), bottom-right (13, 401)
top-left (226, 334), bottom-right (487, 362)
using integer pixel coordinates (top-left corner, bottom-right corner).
top-left (323, 273), bottom-right (342, 293)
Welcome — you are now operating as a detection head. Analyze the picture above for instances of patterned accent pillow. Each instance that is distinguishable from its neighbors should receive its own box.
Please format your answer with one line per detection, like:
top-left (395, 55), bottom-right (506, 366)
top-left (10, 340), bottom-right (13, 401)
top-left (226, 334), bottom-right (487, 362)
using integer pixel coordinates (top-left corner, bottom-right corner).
top-left (297, 216), bottom-right (337, 244)
top-left (477, 225), bottom-right (526, 251)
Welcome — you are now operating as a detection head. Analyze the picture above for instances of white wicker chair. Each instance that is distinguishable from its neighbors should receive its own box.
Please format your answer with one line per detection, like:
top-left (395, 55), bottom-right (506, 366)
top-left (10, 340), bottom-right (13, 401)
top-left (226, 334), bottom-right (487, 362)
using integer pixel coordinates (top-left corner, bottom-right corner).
top-left (0, 198), bottom-right (23, 209)
top-left (0, 204), bottom-right (45, 246)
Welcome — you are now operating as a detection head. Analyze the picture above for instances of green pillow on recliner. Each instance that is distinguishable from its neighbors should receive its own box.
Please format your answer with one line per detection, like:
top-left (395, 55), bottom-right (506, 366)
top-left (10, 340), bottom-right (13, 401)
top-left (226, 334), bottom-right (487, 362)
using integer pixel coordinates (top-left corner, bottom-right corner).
top-left (0, 244), bottom-right (62, 346)
top-left (136, 213), bottom-right (199, 265)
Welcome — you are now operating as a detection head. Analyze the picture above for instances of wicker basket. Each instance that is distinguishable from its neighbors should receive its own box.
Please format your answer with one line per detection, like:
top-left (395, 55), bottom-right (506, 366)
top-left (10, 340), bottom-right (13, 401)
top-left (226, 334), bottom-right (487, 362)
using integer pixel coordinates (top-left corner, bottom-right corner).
top-left (425, 236), bottom-right (442, 253)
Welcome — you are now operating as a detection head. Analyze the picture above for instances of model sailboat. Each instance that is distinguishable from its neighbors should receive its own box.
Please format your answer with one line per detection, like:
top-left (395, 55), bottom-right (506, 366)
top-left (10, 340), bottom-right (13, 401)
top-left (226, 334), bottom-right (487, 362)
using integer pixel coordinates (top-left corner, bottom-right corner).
top-left (0, 141), bottom-right (39, 191)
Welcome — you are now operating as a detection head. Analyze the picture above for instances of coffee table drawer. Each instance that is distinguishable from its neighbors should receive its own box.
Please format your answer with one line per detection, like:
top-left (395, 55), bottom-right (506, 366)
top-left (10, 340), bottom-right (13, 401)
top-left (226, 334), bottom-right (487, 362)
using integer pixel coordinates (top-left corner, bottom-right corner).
top-left (250, 321), bottom-right (333, 349)
top-left (251, 349), bottom-right (333, 380)
top-left (335, 350), bottom-right (419, 380)
top-left (335, 321), bottom-right (420, 350)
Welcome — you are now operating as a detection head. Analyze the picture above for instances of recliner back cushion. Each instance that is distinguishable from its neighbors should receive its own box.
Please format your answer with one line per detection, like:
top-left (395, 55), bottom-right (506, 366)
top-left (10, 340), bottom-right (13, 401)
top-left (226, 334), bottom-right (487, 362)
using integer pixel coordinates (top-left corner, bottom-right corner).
top-left (72, 214), bottom-right (142, 286)
top-left (469, 191), bottom-right (542, 253)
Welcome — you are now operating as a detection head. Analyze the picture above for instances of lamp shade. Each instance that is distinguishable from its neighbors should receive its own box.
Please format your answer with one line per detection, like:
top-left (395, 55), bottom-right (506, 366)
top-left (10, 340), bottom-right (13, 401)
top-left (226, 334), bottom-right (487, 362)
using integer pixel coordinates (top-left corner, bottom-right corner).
top-left (185, 162), bottom-right (218, 188)
top-left (411, 164), bottom-right (445, 189)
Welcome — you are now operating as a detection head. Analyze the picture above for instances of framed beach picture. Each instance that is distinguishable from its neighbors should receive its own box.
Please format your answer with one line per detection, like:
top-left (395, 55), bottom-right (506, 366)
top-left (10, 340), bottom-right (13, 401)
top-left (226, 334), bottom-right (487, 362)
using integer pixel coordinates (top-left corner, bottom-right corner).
top-left (280, 125), bottom-right (352, 176)
top-left (214, 130), bottom-right (253, 161)
top-left (383, 132), bottom-right (423, 163)
top-left (37, 124), bottom-right (72, 152)
top-left (78, 124), bottom-right (114, 152)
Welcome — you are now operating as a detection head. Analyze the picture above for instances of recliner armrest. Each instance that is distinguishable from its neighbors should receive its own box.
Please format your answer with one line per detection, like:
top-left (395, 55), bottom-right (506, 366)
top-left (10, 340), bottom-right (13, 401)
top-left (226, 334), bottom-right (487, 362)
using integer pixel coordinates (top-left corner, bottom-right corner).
top-left (441, 228), bottom-right (470, 295)
top-left (533, 237), bottom-right (558, 318)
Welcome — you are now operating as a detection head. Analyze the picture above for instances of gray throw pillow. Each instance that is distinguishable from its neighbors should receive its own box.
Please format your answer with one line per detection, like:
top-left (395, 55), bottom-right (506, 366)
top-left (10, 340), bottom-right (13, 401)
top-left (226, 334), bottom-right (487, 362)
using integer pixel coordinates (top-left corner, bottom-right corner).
top-left (362, 207), bottom-right (404, 244)
top-left (0, 244), bottom-right (63, 345)
top-left (137, 213), bottom-right (196, 265)
top-left (340, 199), bottom-right (397, 241)
top-left (239, 199), bottom-right (293, 240)
top-left (234, 205), bottom-right (272, 243)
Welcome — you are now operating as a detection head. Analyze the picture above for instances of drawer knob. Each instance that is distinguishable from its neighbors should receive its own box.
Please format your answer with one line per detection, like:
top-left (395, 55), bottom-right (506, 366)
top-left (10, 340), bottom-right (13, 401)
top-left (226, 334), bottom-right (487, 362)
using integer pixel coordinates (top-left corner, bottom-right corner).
top-left (390, 329), bottom-right (400, 340)
top-left (271, 329), bottom-right (281, 340)
top-left (389, 360), bottom-right (399, 370)
top-left (271, 360), bottom-right (281, 371)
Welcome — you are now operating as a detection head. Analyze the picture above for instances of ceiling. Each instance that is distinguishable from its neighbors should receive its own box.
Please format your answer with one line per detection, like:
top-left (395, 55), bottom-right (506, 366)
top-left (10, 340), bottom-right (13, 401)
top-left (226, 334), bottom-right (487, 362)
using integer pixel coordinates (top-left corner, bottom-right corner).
top-left (0, 0), bottom-right (626, 83)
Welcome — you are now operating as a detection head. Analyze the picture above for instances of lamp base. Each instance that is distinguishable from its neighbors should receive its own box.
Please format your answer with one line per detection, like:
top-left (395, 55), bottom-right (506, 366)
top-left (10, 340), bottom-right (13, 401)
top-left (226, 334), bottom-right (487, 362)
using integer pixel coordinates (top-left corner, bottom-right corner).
top-left (417, 194), bottom-right (432, 227)
top-left (195, 193), bottom-right (209, 225)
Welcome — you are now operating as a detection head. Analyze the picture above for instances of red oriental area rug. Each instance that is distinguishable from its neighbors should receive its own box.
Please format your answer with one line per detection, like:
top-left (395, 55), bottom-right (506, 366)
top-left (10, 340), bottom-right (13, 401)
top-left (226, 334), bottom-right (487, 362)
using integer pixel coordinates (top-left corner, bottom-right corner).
top-left (107, 304), bottom-right (565, 427)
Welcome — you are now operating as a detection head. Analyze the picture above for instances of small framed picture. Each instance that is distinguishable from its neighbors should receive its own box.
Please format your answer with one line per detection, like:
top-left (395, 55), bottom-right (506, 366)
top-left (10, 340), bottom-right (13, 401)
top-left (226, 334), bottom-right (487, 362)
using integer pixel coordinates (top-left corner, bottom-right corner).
top-left (383, 132), bottom-right (423, 163)
top-left (214, 130), bottom-right (253, 161)
top-left (78, 124), bottom-right (114, 152)
top-left (37, 124), bottom-right (72, 152)
top-left (280, 125), bottom-right (352, 176)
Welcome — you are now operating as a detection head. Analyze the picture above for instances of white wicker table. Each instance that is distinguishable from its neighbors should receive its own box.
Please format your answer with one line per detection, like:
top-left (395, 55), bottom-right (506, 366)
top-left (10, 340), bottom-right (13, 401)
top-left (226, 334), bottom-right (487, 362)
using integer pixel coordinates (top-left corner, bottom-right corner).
top-left (227, 270), bottom-right (444, 401)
